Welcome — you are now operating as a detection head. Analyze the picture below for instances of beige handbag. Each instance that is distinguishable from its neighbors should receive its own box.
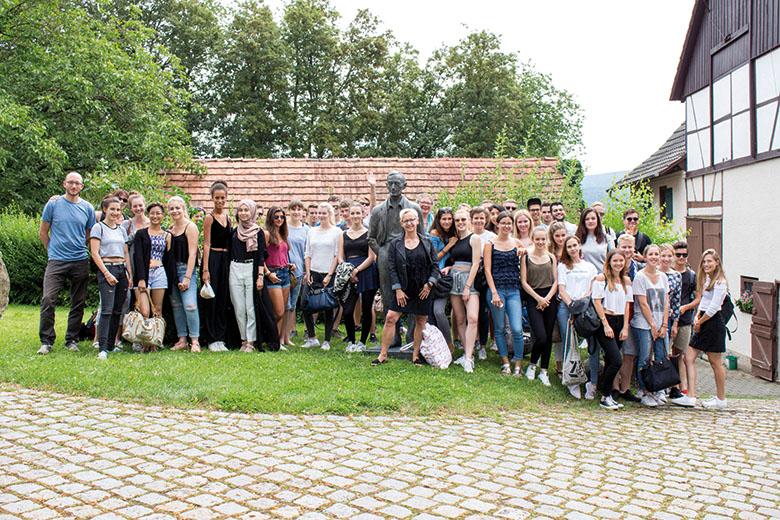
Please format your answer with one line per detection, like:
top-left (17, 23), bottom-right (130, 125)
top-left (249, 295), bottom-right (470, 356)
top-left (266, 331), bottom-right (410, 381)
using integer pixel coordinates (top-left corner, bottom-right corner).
top-left (122, 293), bottom-right (166, 347)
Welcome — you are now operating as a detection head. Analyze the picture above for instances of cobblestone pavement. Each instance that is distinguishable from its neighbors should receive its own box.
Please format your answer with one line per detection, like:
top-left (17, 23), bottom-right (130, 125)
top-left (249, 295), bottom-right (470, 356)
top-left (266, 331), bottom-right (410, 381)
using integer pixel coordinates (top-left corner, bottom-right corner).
top-left (694, 358), bottom-right (780, 398)
top-left (2, 389), bottom-right (780, 520)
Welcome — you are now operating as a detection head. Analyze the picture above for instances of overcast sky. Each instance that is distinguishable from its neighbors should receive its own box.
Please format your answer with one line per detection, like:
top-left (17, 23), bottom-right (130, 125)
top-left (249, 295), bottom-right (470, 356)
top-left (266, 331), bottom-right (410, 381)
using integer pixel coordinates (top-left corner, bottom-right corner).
top-left (264, 0), bottom-right (695, 175)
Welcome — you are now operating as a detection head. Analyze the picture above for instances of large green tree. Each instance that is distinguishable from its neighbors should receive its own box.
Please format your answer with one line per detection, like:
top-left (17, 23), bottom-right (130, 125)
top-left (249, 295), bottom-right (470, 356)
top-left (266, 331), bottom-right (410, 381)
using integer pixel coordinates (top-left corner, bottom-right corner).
top-left (0, 0), bottom-right (194, 213)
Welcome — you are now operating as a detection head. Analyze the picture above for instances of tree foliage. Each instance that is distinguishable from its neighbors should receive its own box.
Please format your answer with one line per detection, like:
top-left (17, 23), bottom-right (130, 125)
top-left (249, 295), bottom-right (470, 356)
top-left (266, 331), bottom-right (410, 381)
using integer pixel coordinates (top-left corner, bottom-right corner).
top-left (0, 0), bottom-right (196, 213)
top-left (603, 182), bottom-right (687, 245)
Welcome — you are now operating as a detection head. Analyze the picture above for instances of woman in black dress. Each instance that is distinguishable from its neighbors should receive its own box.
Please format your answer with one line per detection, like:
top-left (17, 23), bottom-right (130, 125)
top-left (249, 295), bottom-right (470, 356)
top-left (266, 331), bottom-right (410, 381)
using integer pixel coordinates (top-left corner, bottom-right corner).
top-left (372, 209), bottom-right (440, 366)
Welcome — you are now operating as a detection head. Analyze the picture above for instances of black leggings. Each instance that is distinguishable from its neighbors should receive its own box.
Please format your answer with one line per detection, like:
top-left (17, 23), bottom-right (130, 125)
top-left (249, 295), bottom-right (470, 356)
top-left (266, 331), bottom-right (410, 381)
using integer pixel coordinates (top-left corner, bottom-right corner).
top-left (302, 272), bottom-right (334, 342)
top-left (478, 289), bottom-right (489, 346)
top-left (410, 295), bottom-right (452, 346)
top-left (343, 288), bottom-right (377, 344)
top-left (527, 289), bottom-right (558, 370)
top-left (593, 314), bottom-right (624, 397)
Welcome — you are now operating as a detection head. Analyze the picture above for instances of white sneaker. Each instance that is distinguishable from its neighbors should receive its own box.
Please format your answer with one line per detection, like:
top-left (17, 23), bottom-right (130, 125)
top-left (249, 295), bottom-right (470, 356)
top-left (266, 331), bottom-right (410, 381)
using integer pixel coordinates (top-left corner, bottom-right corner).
top-left (538, 371), bottom-right (551, 387)
top-left (37, 344), bottom-right (53, 355)
top-left (477, 347), bottom-right (487, 361)
top-left (97, 351), bottom-right (107, 361)
top-left (585, 382), bottom-right (597, 400)
top-left (453, 355), bottom-right (464, 366)
top-left (208, 342), bottom-right (223, 352)
top-left (64, 341), bottom-right (80, 352)
top-left (302, 338), bottom-right (319, 348)
top-left (670, 395), bottom-right (697, 408)
top-left (463, 357), bottom-right (474, 373)
top-left (702, 396), bottom-right (727, 409)
top-left (525, 364), bottom-right (537, 381)
top-left (654, 391), bottom-right (667, 405)
top-left (568, 384), bottom-right (582, 399)
top-left (92, 340), bottom-right (100, 349)
top-left (278, 345), bottom-right (288, 351)
top-left (321, 341), bottom-right (330, 351)
top-left (354, 341), bottom-right (366, 352)
top-left (641, 394), bottom-right (659, 407)
top-left (600, 396), bottom-right (620, 410)
top-left (345, 342), bottom-right (356, 353)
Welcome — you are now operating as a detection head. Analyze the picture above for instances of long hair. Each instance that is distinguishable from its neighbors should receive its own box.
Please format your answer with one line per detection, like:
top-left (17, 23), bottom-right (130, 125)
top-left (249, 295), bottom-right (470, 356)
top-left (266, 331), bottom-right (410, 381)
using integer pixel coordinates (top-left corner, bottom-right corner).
top-left (265, 205), bottom-right (288, 246)
top-left (431, 207), bottom-right (456, 241)
top-left (514, 209), bottom-right (533, 239)
top-left (559, 235), bottom-right (581, 270)
top-left (603, 249), bottom-right (628, 292)
top-left (547, 221), bottom-right (567, 257)
top-left (318, 202), bottom-right (336, 226)
top-left (697, 248), bottom-right (727, 292)
top-left (575, 207), bottom-right (606, 245)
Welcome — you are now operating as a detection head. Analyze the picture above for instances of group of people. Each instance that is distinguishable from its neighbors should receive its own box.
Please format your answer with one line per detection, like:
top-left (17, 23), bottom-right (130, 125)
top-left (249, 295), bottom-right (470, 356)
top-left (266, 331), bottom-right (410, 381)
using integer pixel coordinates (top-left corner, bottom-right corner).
top-left (37, 171), bottom-right (729, 409)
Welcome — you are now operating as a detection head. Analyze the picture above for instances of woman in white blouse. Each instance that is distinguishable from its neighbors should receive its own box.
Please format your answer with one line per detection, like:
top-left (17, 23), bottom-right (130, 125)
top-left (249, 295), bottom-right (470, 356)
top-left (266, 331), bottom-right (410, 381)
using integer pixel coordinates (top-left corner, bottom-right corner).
top-left (673, 249), bottom-right (728, 409)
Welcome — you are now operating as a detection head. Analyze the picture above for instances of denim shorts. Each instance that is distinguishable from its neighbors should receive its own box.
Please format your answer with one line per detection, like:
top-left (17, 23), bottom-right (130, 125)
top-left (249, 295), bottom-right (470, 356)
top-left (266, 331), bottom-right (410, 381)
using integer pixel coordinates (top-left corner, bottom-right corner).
top-left (450, 268), bottom-right (479, 295)
top-left (147, 265), bottom-right (168, 290)
top-left (266, 266), bottom-right (291, 289)
top-left (286, 279), bottom-right (303, 311)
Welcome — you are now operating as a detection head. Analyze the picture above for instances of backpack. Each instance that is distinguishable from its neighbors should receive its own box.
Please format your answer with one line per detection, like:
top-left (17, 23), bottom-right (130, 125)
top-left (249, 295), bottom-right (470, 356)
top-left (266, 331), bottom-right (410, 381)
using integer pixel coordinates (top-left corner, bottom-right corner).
top-left (420, 324), bottom-right (452, 369)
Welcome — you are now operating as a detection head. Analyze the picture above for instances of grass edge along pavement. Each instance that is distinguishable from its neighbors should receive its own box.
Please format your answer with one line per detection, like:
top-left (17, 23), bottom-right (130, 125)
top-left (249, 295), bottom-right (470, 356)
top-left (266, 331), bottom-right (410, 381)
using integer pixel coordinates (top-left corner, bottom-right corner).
top-left (0, 304), bottom-right (607, 416)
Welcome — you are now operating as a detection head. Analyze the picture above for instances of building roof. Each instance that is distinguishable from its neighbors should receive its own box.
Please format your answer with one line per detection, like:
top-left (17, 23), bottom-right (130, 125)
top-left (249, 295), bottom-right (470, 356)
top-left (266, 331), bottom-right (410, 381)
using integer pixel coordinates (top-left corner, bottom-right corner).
top-left (670, 0), bottom-right (707, 101)
top-left (614, 124), bottom-right (686, 188)
top-left (167, 157), bottom-right (562, 211)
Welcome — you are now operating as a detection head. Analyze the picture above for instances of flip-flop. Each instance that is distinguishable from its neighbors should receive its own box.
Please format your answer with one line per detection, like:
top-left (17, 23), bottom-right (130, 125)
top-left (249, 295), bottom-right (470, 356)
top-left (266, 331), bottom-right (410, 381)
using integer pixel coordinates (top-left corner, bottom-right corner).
top-left (412, 358), bottom-right (424, 366)
top-left (371, 358), bottom-right (388, 366)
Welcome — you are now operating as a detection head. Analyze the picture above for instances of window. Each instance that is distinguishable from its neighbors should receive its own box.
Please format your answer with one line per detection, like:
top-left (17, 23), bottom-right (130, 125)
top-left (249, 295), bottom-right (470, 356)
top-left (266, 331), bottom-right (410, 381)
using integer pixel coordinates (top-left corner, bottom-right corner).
top-left (659, 186), bottom-right (674, 222)
top-left (755, 48), bottom-right (780, 154)
top-left (712, 64), bottom-right (750, 164)
top-left (741, 275), bottom-right (758, 296)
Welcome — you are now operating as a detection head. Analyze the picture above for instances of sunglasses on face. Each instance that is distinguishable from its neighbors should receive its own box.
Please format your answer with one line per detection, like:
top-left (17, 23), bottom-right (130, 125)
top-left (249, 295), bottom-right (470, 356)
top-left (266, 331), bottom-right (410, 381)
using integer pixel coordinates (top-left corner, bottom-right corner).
top-left (360, 202), bottom-right (370, 207)
top-left (120, 198), bottom-right (128, 203)
top-left (506, 206), bottom-right (517, 211)
top-left (675, 252), bottom-right (688, 258)
top-left (273, 215), bottom-right (285, 220)
top-left (626, 217), bottom-right (639, 222)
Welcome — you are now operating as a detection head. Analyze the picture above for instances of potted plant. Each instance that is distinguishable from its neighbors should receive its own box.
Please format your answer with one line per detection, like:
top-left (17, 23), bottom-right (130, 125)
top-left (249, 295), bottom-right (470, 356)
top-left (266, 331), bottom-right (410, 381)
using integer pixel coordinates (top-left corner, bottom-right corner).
top-left (735, 290), bottom-right (754, 314)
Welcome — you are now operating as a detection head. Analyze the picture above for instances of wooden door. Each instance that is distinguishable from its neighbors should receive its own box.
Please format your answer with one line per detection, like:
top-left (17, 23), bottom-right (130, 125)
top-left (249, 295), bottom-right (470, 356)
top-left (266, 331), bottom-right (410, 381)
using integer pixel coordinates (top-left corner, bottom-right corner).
top-left (686, 218), bottom-right (722, 267)
top-left (751, 281), bottom-right (778, 381)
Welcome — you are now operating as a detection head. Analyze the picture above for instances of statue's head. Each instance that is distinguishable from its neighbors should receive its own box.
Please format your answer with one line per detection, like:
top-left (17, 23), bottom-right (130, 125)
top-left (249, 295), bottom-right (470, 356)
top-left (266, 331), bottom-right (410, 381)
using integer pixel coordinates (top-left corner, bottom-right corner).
top-left (386, 171), bottom-right (406, 197)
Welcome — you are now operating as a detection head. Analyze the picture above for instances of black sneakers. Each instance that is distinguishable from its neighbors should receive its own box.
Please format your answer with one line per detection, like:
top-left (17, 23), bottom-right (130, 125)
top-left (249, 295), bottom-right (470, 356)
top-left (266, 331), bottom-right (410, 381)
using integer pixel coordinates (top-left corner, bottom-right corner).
top-left (668, 387), bottom-right (684, 399)
top-left (620, 390), bottom-right (642, 403)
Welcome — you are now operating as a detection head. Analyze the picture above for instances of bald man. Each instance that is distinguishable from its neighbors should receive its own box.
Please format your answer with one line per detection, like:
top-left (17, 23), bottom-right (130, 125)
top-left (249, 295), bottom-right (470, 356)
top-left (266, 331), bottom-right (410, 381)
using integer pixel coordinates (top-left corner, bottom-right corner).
top-left (37, 172), bottom-right (96, 354)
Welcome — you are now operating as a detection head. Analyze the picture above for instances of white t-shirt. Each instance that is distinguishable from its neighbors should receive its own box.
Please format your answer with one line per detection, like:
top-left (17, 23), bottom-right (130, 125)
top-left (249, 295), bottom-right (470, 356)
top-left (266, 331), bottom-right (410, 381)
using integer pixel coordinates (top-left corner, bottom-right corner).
top-left (474, 230), bottom-right (497, 258)
top-left (699, 277), bottom-right (728, 317)
top-left (630, 270), bottom-right (669, 330)
top-left (558, 261), bottom-right (597, 300)
top-left (304, 226), bottom-right (341, 273)
top-left (592, 279), bottom-right (633, 315)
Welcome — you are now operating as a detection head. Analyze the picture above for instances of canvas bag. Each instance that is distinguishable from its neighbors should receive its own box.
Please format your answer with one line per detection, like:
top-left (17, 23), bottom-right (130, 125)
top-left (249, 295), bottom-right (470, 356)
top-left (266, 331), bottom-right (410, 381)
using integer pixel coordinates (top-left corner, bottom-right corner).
top-left (561, 321), bottom-right (588, 385)
top-left (122, 293), bottom-right (166, 347)
top-left (419, 323), bottom-right (452, 369)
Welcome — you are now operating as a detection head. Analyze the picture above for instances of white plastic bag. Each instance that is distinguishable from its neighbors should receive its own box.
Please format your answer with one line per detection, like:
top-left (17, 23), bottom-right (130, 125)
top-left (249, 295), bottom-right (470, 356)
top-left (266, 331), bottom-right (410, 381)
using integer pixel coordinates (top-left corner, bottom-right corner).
top-left (420, 323), bottom-right (452, 369)
top-left (200, 281), bottom-right (215, 299)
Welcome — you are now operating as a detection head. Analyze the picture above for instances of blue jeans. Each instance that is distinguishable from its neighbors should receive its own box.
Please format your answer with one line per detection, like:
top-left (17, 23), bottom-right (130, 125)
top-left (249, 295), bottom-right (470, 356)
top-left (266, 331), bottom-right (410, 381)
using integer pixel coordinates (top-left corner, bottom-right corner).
top-left (487, 287), bottom-right (524, 360)
top-left (632, 327), bottom-right (668, 392)
top-left (557, 301), bottom-right (599, 384)
top-left (286, 277), bottom-right (303, 311)
top-left (170, 263), bottom-right (200, 338)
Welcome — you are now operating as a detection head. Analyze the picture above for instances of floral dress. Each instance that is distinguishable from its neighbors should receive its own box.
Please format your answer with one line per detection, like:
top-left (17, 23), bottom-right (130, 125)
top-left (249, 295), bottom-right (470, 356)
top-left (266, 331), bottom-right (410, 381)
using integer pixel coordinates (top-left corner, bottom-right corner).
top-left (665, 270), bottom-right (682, 328)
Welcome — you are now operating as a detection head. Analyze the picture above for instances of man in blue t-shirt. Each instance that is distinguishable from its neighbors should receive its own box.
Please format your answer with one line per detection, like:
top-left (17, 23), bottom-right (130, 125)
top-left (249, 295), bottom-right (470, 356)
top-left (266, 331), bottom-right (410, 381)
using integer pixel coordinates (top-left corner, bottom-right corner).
top-left (37, 172), bottom-right (96, 354)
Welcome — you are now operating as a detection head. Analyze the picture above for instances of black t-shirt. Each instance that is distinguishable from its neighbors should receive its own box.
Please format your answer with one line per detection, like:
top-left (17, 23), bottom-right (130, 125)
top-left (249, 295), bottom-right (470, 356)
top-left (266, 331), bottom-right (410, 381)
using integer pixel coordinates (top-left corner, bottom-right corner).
top-left (678, 268), bottom-right (697, 326)
top-left (616, 230), bottom-right (651, 257)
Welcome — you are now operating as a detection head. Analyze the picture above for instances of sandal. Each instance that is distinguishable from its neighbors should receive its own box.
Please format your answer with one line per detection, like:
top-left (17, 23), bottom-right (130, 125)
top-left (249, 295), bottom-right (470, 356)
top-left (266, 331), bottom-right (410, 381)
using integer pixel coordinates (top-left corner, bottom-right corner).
top-left (371, 358), bottom-right (388, 366)
top-left (513, 366), bottom-right (522, 377)
top-left (501, 363), bottom-right (511, 375)
top-left (171, 339), bottom-right (188, 351)
top-left (413, 358), bottom-right (424, 367)
top-left (190, 340), bottom-right (201, 353)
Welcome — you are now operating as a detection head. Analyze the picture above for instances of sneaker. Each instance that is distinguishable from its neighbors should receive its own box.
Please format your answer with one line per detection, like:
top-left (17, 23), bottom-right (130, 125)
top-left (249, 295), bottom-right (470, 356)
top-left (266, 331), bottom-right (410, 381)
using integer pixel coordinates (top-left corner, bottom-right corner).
top-left (600, 396), bottom-right (620, 410)
top-left (538, 371), bottom-right (551, 387)
top-left (463, 357), bottom-right (474, 373)
top-left (278, 345), bottom-right (288, 351)
top-left (568, 384), bottom-right (582, 399)
top-left (668, 387), bottom-right (684, 399)
top-left (64, 341), bottom-right (80, 352)
top-left (108, 346), bottom-right (124, 353)
top-left (641, 394), bottom-right (659, 407)
top-left (477, 347), bottom-right (487, 361)
top-left (453, 340), bottom-right (463, 351)
top-left (354, 341), bottom-right (366, 352)
top-left (132, 343), bottom-right (144, 353)
top-left (620, 390), bottom-right (641, 403)
top-left (585, 382), bottom-right (597, 400)
top-left (369, 333), bottom-right (378, 344)
top-left (302, 338), bottom-right (319, 348)
top-left (654, 391), bottom-right (667, 405)
top-left (97, 351), bottom-right (107, 361)
top-left (453, 355), bottom-right (464, 366)
top-left (290, 330), bottom-right (298, 339)
top-left (702, 396), bottom-right (727, 409)
top-left (345, 342), bottom-right (356, 353)
top-left (331, 328), bottom-right (344, 339)
top-left (208, 341), bottom-right (228, 352)
top-left (37, 344), bottom-right (53, 355)
top-left (670, 395), bottom-right (697, 408)
top-left (92, 340), bottom-right (100, 349)
top-left (525, 364), bottom-right (537, 381)
top-left (321, 341), bottom-right (331, 351)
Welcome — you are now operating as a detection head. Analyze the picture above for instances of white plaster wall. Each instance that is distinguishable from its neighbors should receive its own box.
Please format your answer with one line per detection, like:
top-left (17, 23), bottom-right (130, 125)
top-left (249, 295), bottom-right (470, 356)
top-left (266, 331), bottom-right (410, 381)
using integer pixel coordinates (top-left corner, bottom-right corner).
top-left (722, 157), bottom-right (780, 359)
top-left (649, 170), bottom-right (686, 234)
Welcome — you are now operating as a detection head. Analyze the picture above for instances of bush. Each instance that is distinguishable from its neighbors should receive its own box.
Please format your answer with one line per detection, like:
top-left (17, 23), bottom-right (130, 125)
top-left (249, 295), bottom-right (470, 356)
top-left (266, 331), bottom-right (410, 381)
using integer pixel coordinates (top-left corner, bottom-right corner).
top-left (0, 206), bottom-right (98, 307)
top-left (603, 182), bottom-right (686, 245)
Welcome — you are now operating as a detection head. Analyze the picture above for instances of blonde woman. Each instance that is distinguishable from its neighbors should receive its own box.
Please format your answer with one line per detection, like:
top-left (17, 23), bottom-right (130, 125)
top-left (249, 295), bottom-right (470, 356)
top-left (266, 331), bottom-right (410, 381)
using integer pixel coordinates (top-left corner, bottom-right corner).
top-left (166, 196), bottom-right (201, 352)
top-left (449, 208), bottom-right (482, 373)
top-left (513, 209), bottom-right (534, 248)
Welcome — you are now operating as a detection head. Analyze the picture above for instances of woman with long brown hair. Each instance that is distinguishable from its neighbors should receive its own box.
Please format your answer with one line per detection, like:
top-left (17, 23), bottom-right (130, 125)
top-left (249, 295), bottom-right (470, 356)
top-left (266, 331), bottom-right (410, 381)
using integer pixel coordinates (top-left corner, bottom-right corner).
top-left (264, 205), bottom-right (292, 338)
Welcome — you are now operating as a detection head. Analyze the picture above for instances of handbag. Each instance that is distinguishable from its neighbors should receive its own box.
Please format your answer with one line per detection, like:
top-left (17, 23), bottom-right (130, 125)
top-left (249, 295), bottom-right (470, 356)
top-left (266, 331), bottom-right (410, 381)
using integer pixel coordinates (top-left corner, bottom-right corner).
top-left (305, 286), bottom-right (339, 313)
top-left (640, 355), bottom-right (681, 392)
top-left (373, 290), bottom-right (383, 313)
top-left (122, 294), bottom-right (166, 347)
top-left (561, 321), bottom-right (588, 386)
top-left (200, 281), bottom-right (215, 299)
top-left (569, 297), bottom-right (600, 338)
top-left (474, 264), bottom-right (487, 293)
top-left (290, 270), bottom-right (298, 291)
top-left (431, 273), bottom-right (453, 299)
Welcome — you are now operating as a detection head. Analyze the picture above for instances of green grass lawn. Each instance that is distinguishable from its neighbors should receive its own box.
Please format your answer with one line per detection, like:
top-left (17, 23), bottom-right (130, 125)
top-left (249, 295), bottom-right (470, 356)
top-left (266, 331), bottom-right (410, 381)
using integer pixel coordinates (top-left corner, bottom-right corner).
top-left (0, 304), bottom-right (592, 415)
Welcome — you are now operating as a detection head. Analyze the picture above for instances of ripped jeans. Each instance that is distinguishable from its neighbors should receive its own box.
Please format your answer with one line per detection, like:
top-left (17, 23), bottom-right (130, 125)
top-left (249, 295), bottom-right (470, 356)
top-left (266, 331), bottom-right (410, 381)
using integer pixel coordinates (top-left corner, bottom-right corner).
top-left (170, 263), bottom-right (200, 338)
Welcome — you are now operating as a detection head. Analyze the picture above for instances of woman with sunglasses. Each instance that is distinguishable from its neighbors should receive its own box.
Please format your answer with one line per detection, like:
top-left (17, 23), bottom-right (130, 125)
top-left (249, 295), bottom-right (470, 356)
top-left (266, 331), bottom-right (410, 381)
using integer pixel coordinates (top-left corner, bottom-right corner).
top-left (372, 208), bottom-right (439, 366)
top-left (449, 209), bottom-right (482, 373)
top-left (263, 206), bottom-right (293, 339)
